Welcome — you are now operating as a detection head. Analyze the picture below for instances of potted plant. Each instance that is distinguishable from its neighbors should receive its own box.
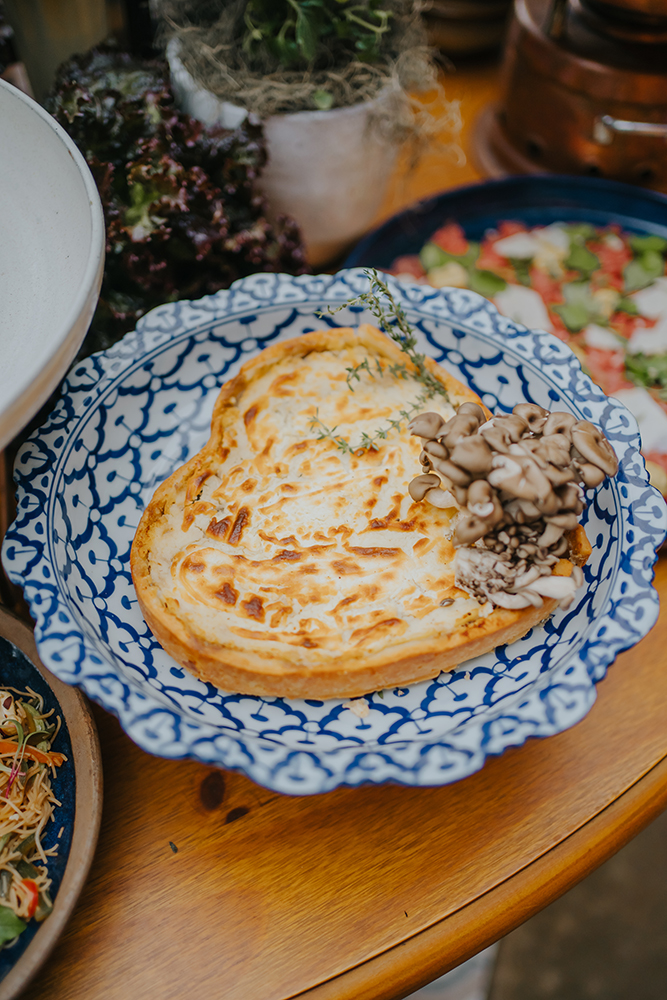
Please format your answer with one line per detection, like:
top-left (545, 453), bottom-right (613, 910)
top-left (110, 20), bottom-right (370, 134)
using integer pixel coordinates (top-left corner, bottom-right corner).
top-left (160, 0), bottom-right (458, 266)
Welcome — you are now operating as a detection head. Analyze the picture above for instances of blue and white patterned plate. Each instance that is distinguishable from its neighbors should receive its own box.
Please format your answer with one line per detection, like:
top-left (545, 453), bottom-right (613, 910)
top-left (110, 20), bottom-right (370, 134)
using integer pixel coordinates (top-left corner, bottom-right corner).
top-left (3, 270), bottom-right (666, 794)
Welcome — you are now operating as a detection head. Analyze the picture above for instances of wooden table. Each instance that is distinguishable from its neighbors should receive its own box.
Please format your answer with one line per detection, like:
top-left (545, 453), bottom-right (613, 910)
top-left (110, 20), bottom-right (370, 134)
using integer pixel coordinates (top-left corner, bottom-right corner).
top-left (2, 60), bottom-right (667, 1000)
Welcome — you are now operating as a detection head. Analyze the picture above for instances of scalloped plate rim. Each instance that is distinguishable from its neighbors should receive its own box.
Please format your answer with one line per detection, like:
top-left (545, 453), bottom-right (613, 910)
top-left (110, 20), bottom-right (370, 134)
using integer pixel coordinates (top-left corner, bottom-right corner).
top-left (3, 270), bottom-right (665, 794)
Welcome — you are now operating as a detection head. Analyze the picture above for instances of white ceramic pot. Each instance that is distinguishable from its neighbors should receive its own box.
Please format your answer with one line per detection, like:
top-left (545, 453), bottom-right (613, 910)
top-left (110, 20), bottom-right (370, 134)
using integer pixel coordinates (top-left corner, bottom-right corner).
top-left (168, 41), bottom-right (400, 267)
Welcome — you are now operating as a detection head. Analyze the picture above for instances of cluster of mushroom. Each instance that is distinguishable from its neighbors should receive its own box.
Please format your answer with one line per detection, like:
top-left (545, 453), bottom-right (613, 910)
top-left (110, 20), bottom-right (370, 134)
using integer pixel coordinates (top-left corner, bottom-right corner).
top-left (407, 402), bottom-right (618, 610)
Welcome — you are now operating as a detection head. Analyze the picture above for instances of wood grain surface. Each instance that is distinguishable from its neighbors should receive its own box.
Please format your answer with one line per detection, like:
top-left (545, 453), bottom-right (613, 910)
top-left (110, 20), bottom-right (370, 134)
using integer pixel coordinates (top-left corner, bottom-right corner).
top-left (2, 60), bottom-right (667, 1000)
top-left (10, 554), bottom-right (667, 1000)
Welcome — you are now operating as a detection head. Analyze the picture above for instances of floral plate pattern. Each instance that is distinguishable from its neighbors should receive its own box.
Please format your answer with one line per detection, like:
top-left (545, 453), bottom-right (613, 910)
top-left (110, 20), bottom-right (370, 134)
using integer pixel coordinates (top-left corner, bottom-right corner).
top-left (3, 270), bottom-right (666, 794)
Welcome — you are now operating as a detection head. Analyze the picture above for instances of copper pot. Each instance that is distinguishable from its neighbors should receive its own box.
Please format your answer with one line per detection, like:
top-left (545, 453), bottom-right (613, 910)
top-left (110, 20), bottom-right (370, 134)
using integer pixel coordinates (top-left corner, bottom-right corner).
top-left (475, 0), bottom-right (667, 191)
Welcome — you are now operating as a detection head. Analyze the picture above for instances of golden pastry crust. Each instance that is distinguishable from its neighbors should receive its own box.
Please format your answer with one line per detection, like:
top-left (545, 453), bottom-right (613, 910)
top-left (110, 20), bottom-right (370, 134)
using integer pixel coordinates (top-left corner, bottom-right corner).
top-left (131, 324), bottom-right (565, 698)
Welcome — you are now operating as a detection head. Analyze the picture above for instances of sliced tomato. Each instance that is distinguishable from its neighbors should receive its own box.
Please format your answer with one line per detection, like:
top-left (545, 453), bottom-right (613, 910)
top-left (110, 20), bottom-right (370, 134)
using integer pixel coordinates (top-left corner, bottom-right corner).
top-left (496, 220), bottom-right (527, 238)
top-left (389, 255), bottom-right (426, 280)
top-left (582, 347), bottom-right (635, 395)
top-left (431, 222), bottom-right (468, 256)
top-left (610, 311), bottom-right (639, 340)
top-left (588, 241), bottom-right (632, 290)
top-left (530, 268), bottom-right (564, 307)
top-left (476, 243), bottom-right (513, 278)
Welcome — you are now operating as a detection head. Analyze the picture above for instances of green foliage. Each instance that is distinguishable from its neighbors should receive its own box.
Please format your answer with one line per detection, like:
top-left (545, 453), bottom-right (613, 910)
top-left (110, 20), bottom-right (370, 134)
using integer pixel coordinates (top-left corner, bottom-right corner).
top-left (625, 352), bottom-right (667, 398)
top-left (46, 47), bottom-right (307, 356)
top-left (242, 0), bottom-right (394, 72)
top-left (0, 907), bottom-right (26, 946)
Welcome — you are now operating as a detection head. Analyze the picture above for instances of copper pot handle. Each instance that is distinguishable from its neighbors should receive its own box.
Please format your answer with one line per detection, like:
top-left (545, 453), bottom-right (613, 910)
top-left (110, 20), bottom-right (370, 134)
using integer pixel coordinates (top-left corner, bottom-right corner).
top-left (594, 115), bottom-right (667, 144)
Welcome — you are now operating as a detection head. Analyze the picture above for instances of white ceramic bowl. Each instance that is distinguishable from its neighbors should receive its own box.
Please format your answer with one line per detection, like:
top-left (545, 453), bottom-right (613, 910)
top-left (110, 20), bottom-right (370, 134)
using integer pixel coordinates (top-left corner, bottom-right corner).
top-left (0, 79), bottom-right (104, 451)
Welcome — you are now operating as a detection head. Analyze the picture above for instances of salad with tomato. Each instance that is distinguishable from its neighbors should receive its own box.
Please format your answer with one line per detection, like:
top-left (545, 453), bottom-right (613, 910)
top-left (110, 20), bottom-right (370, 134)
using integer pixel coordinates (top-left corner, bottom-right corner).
top-left (390, 220), bottom-right (667, 494)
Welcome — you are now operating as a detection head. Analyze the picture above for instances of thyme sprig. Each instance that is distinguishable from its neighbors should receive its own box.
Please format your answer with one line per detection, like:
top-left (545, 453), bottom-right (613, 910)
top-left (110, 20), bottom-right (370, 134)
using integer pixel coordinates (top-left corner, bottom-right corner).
top-left (310, 388), bottom-right (432, 455)
top-left (323, 269), bottom-right (450, 403)
top-left (310, 270), bottom-right (449, 454)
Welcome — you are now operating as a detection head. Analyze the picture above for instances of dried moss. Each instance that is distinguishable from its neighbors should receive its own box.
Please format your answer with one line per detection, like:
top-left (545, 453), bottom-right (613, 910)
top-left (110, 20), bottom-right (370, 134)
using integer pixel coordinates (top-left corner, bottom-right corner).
top-left (160, 0), bottom-right (440, 117)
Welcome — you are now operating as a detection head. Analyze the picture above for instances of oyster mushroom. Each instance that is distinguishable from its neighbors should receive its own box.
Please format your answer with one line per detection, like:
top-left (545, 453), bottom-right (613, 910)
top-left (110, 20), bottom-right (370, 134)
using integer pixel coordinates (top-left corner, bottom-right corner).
top-left (534, 490), bottom-right (561, 517)
top-left (453, 515), bottom-right (490, 546)
top-left (408, 473), bottom-right (441, 502)
top-left (525, 574), bottom-right (578, 604)
top-left (479, 423), bottom-right (513, 454)
top-left (513, 403), bottom-right (549, 434)
top-left (546, 511), bottom-right (580, 530)
top-left (479, 414), bottom-right (527, 453)
top-left (536, 522), bottom-right (565, 548)
top-left (503, 497), bottom-right (543, 523)
top-left (452, 485), bottom-right (470, 507)
top-left (442, 412), bottom-right (481, 450)
top-left (571, 421), bottom-right (618, 476)
top-left (552, 536), bottom-right (570, 556)
top-left (495, 413), bottom-right (529, 441)
top-left (544, 463), bottom-right (577, 487)
top-left (535, 433), bottom-right (573, 467)
top-left (468, 480), bottom-right (504, 525)
top-left (555, 483), bottom-right (585, 513)
top-left (431, 457), bottom-right (471, 486)
top-left (408, 412), bottom-right (447, 440)
top-left (488, 454), bottom-right (553, 503)
top-left (467, 479), bottom-right (494, 512)
top-left (456, 402), bottom-right (486, 424)
top-left (423, 439), bottom-right (449, 460)
top-left (542, 411), bottom-right (577, 438)
top-left (449, 435), bottom-right (494, 475)
top-left (577, 462), bottom-right (607, 489)
top-left (490, 591), bottom-right (536, 609)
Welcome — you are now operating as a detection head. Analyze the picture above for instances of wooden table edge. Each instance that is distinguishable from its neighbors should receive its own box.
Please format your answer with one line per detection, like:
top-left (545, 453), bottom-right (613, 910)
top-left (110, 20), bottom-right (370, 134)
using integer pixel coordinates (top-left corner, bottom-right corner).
top-left (294, 749), bottom-right (667, 1000)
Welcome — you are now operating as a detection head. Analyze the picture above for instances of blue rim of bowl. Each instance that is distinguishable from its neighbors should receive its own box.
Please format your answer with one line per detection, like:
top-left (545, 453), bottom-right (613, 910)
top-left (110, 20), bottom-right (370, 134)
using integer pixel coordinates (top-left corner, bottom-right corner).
top-left (344, 175), bottom-right (667, 270)
top-left (2, 270), bottom-right (666, 794)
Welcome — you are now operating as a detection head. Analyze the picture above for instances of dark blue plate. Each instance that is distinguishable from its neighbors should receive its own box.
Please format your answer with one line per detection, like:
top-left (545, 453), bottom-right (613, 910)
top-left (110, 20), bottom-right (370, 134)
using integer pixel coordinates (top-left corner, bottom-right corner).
top-left (344, 175), bottom-right (667, 269)
top-left (0, 608), bottom-right (101, 1000)
top-left (0, 636), bottom-right (74, 980)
